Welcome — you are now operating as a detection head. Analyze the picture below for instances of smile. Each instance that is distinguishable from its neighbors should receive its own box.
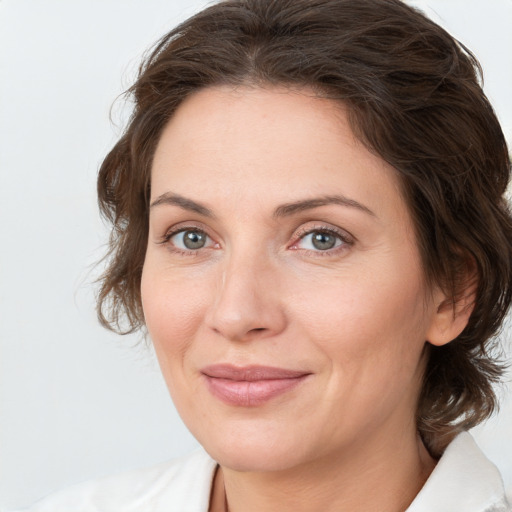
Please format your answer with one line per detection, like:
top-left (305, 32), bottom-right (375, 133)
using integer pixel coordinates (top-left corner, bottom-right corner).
top-left (201, 364), bottom-right (311, 407)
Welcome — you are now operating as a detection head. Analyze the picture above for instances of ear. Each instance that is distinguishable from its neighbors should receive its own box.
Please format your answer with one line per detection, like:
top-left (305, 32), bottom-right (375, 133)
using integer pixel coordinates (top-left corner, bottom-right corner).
top-left (425, 271), bottom-right (478, 347)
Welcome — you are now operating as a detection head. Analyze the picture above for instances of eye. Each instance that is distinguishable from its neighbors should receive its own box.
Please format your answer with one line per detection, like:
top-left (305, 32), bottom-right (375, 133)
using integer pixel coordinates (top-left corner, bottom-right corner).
top-left (167, 229), bottom-right (214, 251)
top-left (293, 227), bottom-right (352, 253)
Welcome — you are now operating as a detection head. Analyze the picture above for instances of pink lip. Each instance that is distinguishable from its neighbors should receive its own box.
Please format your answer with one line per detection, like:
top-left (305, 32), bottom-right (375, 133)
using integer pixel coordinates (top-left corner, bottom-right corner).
top-left (201, 364), bottom-right (311, 407)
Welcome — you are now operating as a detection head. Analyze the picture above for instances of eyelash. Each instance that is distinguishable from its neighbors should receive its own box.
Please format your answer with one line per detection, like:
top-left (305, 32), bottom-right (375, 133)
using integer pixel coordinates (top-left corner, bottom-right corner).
top-left (157, 224), bottom-right (354, 257)
top-left (290, 225), bottom-right (354, 257)
top-left (157, 225), bottom-right (215, 256)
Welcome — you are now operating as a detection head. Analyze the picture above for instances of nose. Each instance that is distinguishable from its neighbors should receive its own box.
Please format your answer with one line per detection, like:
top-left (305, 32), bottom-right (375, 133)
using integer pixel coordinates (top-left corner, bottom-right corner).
top-left (205, 251), bottom-right (287, 342)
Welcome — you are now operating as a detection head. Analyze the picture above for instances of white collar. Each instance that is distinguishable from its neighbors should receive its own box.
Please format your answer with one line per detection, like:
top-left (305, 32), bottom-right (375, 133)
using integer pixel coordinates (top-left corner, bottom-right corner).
top-left (407, 432), bottom-right (510, 511)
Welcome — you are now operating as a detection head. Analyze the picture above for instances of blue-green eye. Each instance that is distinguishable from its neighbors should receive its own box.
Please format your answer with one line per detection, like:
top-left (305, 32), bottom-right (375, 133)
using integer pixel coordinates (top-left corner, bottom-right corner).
top-left (297, 230), bottom-right (345, 251)
top-left (169, 229), bottom-right (212, 250)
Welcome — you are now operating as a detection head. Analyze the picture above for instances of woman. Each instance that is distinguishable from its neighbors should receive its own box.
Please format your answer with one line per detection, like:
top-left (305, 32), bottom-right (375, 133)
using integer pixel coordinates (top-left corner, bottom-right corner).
top-left (19, 0), bottom-right (512, 510)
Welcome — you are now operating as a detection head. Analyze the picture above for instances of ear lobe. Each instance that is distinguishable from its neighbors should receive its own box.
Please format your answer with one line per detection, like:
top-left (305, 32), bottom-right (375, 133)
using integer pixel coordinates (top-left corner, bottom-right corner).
top-left (426, 277), bottom-right (477, 347)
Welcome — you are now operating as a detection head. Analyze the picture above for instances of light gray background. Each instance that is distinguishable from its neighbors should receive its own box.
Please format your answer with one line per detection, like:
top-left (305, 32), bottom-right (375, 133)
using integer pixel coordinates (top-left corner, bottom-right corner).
top-left (1, 0), bottom-right (511, 509)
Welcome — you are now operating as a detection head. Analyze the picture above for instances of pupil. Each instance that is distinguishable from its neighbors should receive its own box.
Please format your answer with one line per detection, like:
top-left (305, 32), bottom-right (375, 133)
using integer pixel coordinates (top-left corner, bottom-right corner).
top-left (312, 232), bottom-right (336, 250)
top-left (184, 231), bottom-right (206, 249)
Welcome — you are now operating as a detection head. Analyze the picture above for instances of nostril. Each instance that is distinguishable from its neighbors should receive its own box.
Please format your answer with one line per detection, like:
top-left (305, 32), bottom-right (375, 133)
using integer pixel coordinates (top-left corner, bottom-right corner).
top-left (245, 327), bottom-right (268, 338)
top-left (246, 327), bottom-right (269, 339)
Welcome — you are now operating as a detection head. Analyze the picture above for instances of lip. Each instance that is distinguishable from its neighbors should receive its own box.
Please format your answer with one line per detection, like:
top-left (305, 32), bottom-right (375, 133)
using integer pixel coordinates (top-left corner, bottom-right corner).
top-left (201, 364), bottom-right (311, 407)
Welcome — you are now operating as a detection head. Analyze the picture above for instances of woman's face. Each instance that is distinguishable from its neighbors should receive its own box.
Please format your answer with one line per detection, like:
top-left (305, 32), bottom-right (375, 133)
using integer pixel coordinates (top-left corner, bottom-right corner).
top-left (141, 86), bottom-right (444, 472)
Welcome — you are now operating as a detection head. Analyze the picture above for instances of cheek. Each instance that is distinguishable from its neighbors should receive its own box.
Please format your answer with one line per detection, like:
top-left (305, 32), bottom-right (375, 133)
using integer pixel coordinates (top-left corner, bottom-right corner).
top-left (298, 272), bottom-right (430, 425)
top-left (292, 263), bottom-right (430, 376)
top-left (140, 266), bottom-right (209, 368)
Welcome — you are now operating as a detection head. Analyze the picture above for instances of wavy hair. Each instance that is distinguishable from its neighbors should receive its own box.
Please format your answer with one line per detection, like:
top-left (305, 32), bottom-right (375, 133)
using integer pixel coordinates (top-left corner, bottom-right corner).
top-left (96, 0), bottom-right (512, 456)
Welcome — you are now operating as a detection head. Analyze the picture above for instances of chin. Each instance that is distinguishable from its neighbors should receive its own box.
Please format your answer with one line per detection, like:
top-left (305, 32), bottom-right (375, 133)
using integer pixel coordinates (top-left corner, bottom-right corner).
top-left (210, 443), bottom-right (308, 473)
top-left (194, 421), bottom-right (317, 473)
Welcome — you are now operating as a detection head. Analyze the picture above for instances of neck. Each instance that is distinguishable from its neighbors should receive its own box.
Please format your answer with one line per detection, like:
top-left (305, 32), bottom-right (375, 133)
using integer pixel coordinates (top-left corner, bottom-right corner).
top-left (210, 424), bottom-right (436, 512)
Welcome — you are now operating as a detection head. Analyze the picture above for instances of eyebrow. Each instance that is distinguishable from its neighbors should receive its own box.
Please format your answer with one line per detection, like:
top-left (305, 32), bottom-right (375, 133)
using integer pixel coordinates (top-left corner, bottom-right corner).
top-left (150, 192), bottom-right (215, 218)
top-left (149, 192), bottom-right (375, 219)
top-left (273, 195), bottom-right (376, 218)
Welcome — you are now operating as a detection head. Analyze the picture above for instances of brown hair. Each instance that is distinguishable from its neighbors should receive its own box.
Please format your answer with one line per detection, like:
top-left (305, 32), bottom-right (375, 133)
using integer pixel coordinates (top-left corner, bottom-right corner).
top-left (97, 0), bottom-right (512, 456)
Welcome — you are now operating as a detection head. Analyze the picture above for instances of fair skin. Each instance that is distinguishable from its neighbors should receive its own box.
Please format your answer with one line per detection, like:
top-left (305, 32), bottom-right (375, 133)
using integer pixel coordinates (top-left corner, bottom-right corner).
top-left (141, 86), bottom-right (470, 512)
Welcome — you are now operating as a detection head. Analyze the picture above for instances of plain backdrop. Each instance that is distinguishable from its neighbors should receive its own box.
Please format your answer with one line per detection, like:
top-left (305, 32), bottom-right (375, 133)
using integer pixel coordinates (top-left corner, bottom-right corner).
top-left (1, 0), bottom-right (511, 509)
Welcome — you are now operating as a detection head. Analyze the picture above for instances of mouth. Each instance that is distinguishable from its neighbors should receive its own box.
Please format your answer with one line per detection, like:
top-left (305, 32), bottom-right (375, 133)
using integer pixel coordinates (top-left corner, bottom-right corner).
top-left (200, 364), bottom-right (312, 407)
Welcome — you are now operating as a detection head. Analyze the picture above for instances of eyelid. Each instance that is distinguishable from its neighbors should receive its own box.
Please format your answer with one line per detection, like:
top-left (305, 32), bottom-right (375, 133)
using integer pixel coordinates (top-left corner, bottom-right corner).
top-left (155, 221), bottom-right (353, 256)
top-left (289, 223), bottom-right (355, 253)
top-left (156, 222), bottom-right (219, 253)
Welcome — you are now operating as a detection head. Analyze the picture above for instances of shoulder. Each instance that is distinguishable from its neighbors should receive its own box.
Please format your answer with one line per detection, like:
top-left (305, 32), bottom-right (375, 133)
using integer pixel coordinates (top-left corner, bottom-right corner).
top-left (15, 448), bottom-right (217, 512)
top-left (407, 432), bottom-right (511, 512)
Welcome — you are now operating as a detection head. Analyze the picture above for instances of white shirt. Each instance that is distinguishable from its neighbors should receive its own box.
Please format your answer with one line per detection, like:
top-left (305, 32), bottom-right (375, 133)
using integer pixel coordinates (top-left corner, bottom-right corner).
top-left (14, 432), bottom-right (511, 512)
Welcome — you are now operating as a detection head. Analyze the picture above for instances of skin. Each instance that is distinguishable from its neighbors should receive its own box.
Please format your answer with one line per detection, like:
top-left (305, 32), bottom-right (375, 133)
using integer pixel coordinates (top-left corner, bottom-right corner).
top-left (141, 86), bottom-right (471, 512)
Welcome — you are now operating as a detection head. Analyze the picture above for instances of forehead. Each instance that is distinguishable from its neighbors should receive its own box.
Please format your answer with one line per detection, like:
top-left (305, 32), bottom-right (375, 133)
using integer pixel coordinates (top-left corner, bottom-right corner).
top-left (150, 85), bottom-right (406, 223)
